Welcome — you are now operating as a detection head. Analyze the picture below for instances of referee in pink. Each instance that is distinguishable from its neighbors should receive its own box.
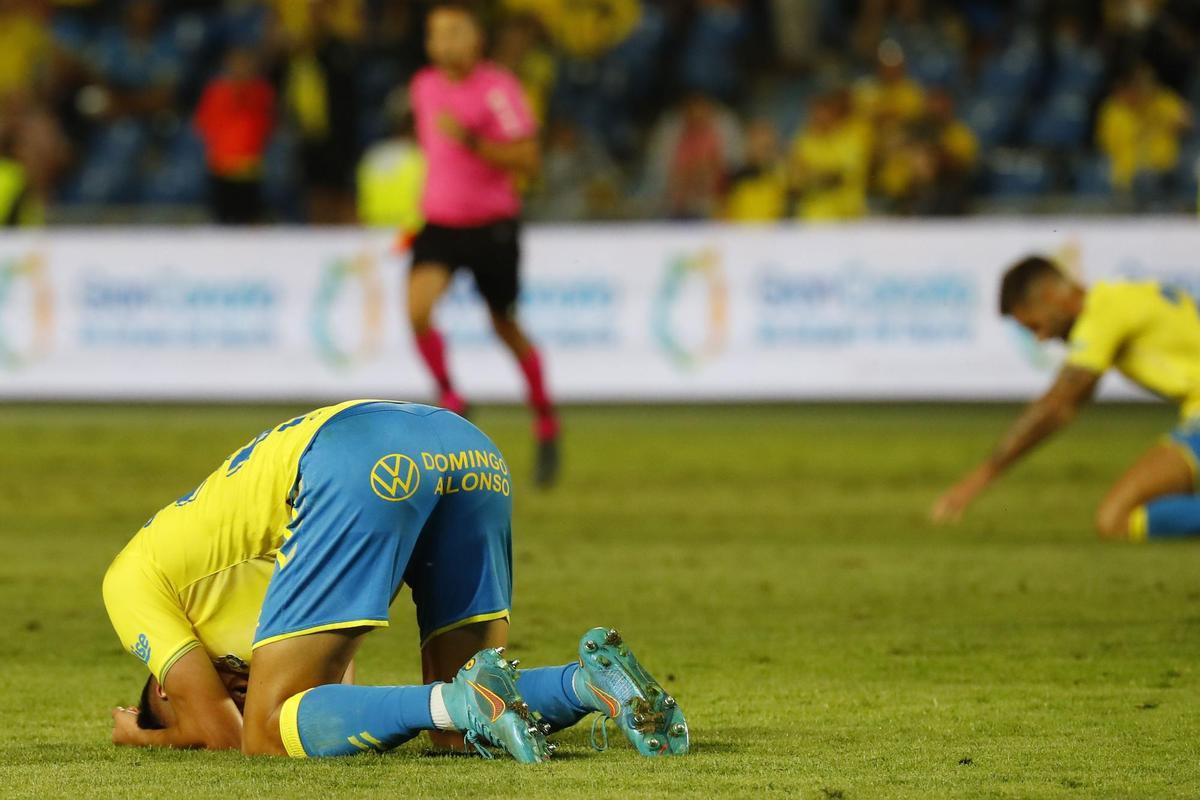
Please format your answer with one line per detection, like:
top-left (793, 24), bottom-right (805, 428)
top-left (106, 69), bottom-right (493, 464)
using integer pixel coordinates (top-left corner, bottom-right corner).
top-left (408, 1), bottom-right (559, 486)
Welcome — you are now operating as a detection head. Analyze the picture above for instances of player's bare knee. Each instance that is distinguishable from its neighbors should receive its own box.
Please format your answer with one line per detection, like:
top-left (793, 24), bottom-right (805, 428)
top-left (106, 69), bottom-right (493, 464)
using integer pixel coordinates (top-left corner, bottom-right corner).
top-left (241, 714), bottom-right (286, 756)
top-left (489, 314), bottom-right (526, 350)
top-left (409, 305), bottom-right (435, 333)
top-left (1094, 502), bottom-right (1130, 540)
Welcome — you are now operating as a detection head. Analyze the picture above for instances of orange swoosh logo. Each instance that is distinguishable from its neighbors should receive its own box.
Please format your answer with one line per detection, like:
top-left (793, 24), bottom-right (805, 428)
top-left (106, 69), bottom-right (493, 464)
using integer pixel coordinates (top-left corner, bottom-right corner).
top-left (587, 682), bottom-right (620, 718)
top-left (467, 680), bottom-right (506, 722)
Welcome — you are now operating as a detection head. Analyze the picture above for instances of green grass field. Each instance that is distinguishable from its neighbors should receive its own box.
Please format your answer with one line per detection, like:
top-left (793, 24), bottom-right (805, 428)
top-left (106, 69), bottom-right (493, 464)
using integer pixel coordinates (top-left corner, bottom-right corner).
top-left (2, 402), bottom-right (1199, 799)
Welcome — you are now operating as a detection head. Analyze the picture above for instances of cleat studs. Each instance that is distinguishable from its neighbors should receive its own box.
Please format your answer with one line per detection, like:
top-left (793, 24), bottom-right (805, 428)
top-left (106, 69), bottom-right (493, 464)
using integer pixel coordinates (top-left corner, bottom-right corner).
top-left (670, 723), bottom-right (687, 737)
top-left (584, 640), bottom-right (598, 652)
top-left (540, 722), bottom-right (552, 734)
top-left (547, 744), bottom-right (557, 754)
top-left (510, 658), bottom-right (521, 668)
top-left (646, 737), bottom-right (661, 749)
top-left (495, 646), bottom-right (505, 655)
top-left (605, 629), bottom-right (622, 645)
top-left (663, 696), bottom-right (675, 708)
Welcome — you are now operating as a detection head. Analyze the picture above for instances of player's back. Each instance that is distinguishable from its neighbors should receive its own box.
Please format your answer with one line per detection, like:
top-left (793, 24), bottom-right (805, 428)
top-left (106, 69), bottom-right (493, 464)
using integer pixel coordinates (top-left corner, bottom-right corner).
top-left (103, 400), bottom-right (377, 677)
top-left (1071, 280), bottom-right (1200, 417)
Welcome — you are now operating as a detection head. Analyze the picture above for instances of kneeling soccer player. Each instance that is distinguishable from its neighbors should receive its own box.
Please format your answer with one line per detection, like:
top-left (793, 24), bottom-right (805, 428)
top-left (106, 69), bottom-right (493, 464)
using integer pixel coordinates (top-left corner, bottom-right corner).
top-left (103, 400), bottom-right (688, 759)
top-left (932, 256), bottom-right (1200, 541)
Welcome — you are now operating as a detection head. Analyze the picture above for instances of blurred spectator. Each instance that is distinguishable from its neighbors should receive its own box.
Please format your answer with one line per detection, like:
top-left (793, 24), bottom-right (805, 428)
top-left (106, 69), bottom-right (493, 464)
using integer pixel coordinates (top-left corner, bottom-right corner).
top-left (644, 92), bottom-right (743, 219)
top-left (89, 0), bottom-right (180, 123)
top-left (1, 90), bottom-right (69, 219)
top-left (0, 0), bottom-right (51, 102)
top-left (278, 0), bottom-right (363, 224)
top-left (789, 89), bottom-right (872, 221)
top-left (504, 0), bottom-right (641, 59)
top-left (723, 118), bottom-right (788, 222)
top-left (0, 0), bottom-right (1195, 221)
top-left (679, 0), bottom-right (752, 103)
top-left (492, 12), bottom-right (556, 125)
top-left (853, 39), bottom-right (926, 136)
top-left (0, 127), bottom-right (36, 225)
top-left (877, 89), bottom-right (976, 215)
top-left (1097, 63), bottom-right (1192, 208)
top-left (527, 119), bottom-right (621, 221)
top-left (270, 0), bottom-right (363, 44)
top-left (356, 88), bottom-right (424, 235)
top-left (194, 46), bottom-right (274, 225)
top-left (768, 0), bottom-right (820, 69)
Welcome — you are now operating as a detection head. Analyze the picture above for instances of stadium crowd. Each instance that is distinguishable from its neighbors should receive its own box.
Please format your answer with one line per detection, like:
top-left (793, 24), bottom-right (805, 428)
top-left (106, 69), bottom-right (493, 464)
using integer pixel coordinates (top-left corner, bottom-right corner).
top-left (0, 0), bottom-right (1197, 226)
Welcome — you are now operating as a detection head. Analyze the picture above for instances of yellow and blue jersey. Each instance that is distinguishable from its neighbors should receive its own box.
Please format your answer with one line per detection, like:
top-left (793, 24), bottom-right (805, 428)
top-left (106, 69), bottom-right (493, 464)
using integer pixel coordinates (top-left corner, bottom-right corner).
top-left (103, 400), bottom-right (375, 682)
top-left (1066, 280), bottom-right (1200, 420)
top-left (103, 400), bottom-right (514, 684)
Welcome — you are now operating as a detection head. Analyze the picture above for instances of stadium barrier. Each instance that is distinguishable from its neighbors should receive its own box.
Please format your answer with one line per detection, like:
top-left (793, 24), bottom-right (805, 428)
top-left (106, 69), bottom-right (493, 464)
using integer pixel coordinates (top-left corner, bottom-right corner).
top-left (0, 221), bottom-right (1195, 402)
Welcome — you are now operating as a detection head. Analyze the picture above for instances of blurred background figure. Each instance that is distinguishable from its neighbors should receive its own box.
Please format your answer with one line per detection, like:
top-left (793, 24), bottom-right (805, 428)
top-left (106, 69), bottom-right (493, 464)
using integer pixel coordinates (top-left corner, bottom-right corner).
top-left (0, 0), bottom-right (1196, 223)
top-left (875, 88), bottom-right (977, 215)
top-left (356, 86), bottom-right (425, 239)
top-left (789, 89), bottom-right (871, 221)
top-left (1097, 62), bottom-right (1193, 211)
top-left (491, 12), bottom-right (555, 127)
top-left (526, 118), bottom-right (620, 222)
top-left (723, 117), bottom-right (787, 222)
top-left (644, 92), bottom-right (743, 220)
top-left (194, 46), bottom-right (274, 225)
top-left (276, 0), bottom-right (363, 224)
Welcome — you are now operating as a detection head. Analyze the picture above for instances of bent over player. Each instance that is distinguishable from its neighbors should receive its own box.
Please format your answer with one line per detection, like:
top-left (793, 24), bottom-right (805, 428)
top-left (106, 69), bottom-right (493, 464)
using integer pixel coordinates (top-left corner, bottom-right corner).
top-left (407, 2), bottom-right (560, 486)
top-left (104, 400), bottom-right (687, 759)
top-left (932, 255), bottom-right (1200, 541)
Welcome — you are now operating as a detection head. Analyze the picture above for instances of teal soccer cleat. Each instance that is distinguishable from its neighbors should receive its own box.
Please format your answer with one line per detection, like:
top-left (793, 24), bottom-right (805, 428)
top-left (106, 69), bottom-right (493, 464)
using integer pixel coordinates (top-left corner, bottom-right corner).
top-left (441, 647), bottom-right (553, 763)
top-left (574, 627), bottom-right (690, 756)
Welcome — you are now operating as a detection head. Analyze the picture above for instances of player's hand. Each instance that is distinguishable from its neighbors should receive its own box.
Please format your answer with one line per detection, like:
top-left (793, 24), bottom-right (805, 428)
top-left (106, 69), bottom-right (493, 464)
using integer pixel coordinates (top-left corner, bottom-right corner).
top-left (930, 469), bottom-right (991, 525)
top-left (110, 706), bottom-right (141, 745)
top-left (436, 111), bottom-right (467, 144)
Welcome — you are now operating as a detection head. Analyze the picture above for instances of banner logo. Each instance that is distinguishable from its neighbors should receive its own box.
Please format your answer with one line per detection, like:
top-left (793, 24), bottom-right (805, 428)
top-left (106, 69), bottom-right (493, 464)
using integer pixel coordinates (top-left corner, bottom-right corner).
top-left (312, 252), bottom-right (384, 369)
top-left (0, 252), bottom-right (52, 370)
top-left (370, 453), bottom-right (420, 501)
top-left (652, 248), bottom-right (728, 370)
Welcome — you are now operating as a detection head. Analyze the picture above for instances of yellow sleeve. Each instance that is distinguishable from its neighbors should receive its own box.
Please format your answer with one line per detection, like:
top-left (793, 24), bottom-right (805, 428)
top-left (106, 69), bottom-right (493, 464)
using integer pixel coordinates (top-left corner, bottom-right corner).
top-left (1065, 285), bottom-right (1145, 373)
top-left (102, 548), bottom-right (201, 684)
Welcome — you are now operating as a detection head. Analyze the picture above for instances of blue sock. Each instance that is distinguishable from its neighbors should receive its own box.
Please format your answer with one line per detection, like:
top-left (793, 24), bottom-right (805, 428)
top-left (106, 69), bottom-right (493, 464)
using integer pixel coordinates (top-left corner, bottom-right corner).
top-left (516, 663), bottom-right (592, 732)
top-left (1140, 495), bottom-right (1200, 539)
top-left (281, 684), bottom-right (435, 757)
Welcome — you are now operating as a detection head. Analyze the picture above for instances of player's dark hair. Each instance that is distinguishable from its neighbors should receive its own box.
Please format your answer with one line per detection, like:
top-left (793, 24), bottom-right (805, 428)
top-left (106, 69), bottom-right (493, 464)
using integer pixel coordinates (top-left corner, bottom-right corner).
top-left (137, 676), bottom-right (166, 730)
top-left (998, 255), bottom-right (1062, 316)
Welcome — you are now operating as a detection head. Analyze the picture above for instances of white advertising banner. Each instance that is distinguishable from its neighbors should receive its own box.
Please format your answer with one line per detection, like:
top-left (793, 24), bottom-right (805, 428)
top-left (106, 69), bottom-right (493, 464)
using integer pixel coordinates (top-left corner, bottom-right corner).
top-left (0, 221), bottom-right (1196, 402)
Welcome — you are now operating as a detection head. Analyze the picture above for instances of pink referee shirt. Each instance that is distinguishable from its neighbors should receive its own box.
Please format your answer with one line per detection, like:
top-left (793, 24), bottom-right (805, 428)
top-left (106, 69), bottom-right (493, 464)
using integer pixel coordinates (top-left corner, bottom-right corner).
top-left (410, 62), bottom-right (536, 227)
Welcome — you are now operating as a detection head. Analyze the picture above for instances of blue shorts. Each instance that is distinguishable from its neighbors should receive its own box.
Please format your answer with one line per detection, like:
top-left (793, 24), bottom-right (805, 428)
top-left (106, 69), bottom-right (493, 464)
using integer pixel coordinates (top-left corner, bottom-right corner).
top-left (254, 403), bottom-right (513, 649)
top-left (1168, 421), bottom-right (1200, 485)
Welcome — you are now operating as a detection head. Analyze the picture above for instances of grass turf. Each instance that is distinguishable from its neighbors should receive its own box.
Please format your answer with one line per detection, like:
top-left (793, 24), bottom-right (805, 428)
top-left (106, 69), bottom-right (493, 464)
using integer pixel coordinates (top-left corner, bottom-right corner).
top-left (1, 402), bottom-right (1198, 799)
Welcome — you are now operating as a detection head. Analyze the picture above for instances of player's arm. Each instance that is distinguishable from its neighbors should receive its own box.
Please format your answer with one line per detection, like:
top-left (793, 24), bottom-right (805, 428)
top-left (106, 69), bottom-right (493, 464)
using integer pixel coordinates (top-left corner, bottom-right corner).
top-left (471, 136), bottom-right (539, 177)
top-left (111, 648), bottom-right (243, 750)
top-left (436, 112), bottom-right (539, 177)
top-left (931, 365), bottom-right (1101, 523)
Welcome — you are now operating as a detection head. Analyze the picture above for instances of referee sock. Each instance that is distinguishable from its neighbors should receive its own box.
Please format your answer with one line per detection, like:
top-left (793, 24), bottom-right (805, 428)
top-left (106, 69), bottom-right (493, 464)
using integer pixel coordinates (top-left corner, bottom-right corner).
top-left (279, 684), bottom-right (435, 757)
top-left (414, 328), bottom-right (465, 413)
top-left (516, 663), bottom-right (590, 732)
top-left (1132, 496), bottom-right (1200, 541)
top-left (517, 346), bottom-right (558, 440)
